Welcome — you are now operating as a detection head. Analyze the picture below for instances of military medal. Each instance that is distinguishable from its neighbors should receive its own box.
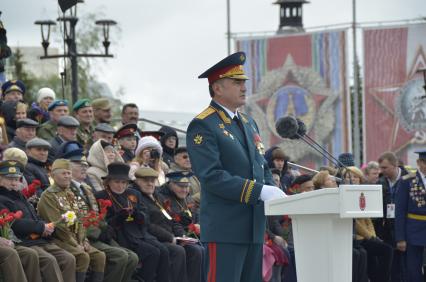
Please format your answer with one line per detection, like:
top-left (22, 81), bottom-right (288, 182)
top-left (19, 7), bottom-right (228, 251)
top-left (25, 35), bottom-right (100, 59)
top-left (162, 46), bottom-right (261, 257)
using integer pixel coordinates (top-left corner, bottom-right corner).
top-left (126, 214), bottom-right (134, 222)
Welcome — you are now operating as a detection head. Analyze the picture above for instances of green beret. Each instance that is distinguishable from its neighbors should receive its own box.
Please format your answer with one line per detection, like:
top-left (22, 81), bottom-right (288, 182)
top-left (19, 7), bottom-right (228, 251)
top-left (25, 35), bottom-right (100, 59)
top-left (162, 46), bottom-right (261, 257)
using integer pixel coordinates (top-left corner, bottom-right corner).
top-left (73, 99), bottom-right (91, 112)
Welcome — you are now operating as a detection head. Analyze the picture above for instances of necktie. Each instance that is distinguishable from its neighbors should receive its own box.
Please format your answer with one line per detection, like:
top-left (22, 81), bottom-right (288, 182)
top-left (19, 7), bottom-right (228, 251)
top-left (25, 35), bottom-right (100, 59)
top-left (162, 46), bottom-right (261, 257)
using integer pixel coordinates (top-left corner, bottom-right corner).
top-left (233, 116), bottom-right (244, 134)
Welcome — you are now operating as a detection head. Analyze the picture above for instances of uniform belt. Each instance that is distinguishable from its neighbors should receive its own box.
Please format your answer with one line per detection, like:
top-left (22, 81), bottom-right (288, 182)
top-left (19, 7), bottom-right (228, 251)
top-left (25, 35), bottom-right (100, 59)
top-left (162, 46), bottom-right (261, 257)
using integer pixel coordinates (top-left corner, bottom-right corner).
top-left (407, 213), bottom-right (426, 221)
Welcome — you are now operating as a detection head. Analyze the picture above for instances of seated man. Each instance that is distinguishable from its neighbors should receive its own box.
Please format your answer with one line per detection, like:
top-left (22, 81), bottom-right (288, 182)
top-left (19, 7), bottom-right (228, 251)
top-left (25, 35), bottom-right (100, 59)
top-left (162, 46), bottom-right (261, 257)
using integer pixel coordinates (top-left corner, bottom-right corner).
top-left (48, 116), bottom-right (80, 163)
top-left (63, 144), bottom-right (139, 282)
top-left (0, 160), bottom-right (75, 282)
top-left (8, 118), bottom-right (38, 151)
top-left (37, 159), bottom-right (106, 282)
top-left (92, 123), bottom-right (115, 144)
top-left (24, 138), bottom-right (52, 195)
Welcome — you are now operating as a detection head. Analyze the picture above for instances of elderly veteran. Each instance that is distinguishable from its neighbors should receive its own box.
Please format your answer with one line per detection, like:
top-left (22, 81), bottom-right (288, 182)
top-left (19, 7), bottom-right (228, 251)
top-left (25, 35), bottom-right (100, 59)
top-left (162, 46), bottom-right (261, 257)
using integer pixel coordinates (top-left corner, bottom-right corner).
top-left (92, 98), bottom-right (112, 125)
top-left (159, 171), bottom-right (204, 282)
top-left (8, 118), bottom-right (38, 151)
top-left (96, 162), bottom-right (165, 282)
top-left (93, 123), bottom-right (115, 144)
top-left (37, 159), bottom-right (106, 282)
top-left (73, 99), bottom-right (94, 152)
top-left (24, 138), bottom-right (52, 195)
top-left (64, 147), bottom-right (139, 282)
top-left (132, 166), bottom-right (188, 282)
top-left (1, 79), bottom-right (25, 102)
top-left (0, 160), bottom-right (76, 282)
top-left (37, 99), bottom-right (69, 140)
top-left (115, 123), bottom-right (138, 163)
top-left (48, 116), bottom-right (80, 163)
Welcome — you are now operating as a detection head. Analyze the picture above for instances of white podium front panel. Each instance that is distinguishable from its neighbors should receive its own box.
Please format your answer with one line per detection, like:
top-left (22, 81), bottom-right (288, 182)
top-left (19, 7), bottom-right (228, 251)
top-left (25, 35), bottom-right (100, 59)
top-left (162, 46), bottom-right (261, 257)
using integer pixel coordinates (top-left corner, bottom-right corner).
top-left (339, 185), bottom-right (383, 218)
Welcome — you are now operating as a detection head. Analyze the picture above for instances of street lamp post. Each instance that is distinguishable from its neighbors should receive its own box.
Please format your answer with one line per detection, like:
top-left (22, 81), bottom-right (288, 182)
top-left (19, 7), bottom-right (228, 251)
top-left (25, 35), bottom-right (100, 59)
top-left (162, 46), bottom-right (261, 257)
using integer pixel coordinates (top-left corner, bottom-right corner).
top-left (35, 7), bottom-right (116, 104)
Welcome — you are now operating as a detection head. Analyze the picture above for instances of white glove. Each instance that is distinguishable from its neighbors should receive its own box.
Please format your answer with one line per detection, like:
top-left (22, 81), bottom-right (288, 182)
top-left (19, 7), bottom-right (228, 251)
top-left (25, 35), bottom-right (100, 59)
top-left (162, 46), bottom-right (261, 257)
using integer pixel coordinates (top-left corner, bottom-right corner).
top-left (260, 185), bottom-right (287, 201)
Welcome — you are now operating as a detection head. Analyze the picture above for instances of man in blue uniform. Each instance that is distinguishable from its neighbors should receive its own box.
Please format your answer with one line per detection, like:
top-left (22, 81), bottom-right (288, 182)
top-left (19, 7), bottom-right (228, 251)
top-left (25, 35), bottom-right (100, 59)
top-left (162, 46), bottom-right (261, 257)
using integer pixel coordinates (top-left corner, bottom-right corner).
top-left (395, 149), bottom-right (426, 282)
top-left (186, 52), bottom-right (286, 282)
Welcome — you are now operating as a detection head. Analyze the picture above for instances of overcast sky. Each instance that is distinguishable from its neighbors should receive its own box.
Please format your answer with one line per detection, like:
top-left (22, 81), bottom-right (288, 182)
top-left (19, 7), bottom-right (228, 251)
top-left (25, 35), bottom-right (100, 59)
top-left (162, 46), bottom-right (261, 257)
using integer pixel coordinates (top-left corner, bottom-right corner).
top-left (1, 0), bottom-right (425, 113)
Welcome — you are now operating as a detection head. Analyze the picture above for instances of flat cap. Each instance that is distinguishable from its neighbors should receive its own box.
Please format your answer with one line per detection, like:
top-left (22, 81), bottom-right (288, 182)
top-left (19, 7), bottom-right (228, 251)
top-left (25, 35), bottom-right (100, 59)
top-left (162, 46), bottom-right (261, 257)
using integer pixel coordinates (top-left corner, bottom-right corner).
top-left (26, 138), bottom-right (52, 149)
top-left (48, 99), bottom-right (68, 111)
top-left (73, 99), bottom-right (91, 112)
top-left (51, 159), bottom-right (71, 171)
top-left (58, 116), bottom-right (80, 128)
top-left (91, 98), bottom-right (111, 110)
top-left (16, 118), bottom-right (39, 128)
top-left (95, 123), bottom-right (115, 134)
top-left (135, 167), bottom-right (159, 178)
top-left (1, 80), bottom-right (26, 96)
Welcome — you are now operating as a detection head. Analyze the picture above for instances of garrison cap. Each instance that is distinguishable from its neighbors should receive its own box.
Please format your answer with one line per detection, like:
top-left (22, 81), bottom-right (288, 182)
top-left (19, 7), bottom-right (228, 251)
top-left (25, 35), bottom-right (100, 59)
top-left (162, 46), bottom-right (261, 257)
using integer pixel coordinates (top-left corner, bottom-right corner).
top-left (198, 51), bottom-right (248, 84)
top-left (51, 159), bottom-right (71, 171)
top-left (135, 167), bottom-right (159, 178)
top-left (166, 170), bottom-right (193, 184)
top-left (415, 149), bottom-right (426, 160)
top-left (0, 160), bottom-right (24, 178)
top-left (95, 123), bottom-right (116, 134)
top-left (16, 118), bottom-right (39, 129)
top-left (58, 116), bottom-right (80, 128)
top-left (1, 80), bottom-right (26, 96)
top-left (114, 123), bottom-right (138, 139)
top-left (91, 98), bottom-right (112, 110)
top-left (26, 138), bottom-right (52, 149)
top-left (48, 99), bottom-right (68, 111)
top-left (72, 99), bottom-right (91, 112)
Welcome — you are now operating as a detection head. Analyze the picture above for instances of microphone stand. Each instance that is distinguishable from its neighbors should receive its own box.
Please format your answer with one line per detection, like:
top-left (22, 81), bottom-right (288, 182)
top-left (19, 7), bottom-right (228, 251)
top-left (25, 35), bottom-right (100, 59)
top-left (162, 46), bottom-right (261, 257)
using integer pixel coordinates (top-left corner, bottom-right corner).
top-left (288, 161), bottom-right (342, 182)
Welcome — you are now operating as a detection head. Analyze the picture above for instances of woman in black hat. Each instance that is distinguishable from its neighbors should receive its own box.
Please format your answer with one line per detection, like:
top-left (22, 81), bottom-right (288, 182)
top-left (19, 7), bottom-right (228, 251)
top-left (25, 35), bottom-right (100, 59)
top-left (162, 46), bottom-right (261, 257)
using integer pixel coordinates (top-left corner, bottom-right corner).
top-left (95, 162), bottom-right (170, 282)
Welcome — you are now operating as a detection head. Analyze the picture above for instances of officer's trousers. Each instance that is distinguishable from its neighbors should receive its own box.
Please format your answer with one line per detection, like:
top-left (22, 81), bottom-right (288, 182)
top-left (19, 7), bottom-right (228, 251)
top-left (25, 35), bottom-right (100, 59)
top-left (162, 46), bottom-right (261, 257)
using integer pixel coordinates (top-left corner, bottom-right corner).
top-left (0, 245), bottom-right (27, 282)
top-left (29, 243), bottom-right (76, 282)
top-left (407, 244), bottom-right (425, 282)
top-left (205, 242), bottom-right (262, 282)
top-left (53, 239), bottom-right (106, 273)
top-left (15, 245), bottom-right (42, 282)
top-left (90, 240), bottom-right (138, 282)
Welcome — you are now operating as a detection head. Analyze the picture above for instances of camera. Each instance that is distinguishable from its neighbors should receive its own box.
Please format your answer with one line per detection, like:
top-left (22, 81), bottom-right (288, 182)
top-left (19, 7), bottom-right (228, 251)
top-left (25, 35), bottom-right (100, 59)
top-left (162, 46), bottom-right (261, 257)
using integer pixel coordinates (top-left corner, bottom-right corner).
top-left (150, 149), bottom-right (160, 160)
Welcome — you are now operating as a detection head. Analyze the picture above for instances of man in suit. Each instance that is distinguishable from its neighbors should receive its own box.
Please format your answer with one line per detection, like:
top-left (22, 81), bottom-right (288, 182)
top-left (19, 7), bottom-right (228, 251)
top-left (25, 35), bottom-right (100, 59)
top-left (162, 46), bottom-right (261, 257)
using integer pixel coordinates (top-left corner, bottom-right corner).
top-left (395, 150), bottom-right (426, 282)
top-left (186, 51), bottom-right (286, 282)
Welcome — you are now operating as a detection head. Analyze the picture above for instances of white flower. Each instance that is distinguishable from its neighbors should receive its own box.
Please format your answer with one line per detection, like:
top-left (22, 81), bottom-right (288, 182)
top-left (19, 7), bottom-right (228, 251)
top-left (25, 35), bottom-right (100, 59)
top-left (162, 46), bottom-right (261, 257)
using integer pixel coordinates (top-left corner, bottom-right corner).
top-left (62, 211), bottom-right (77, 226)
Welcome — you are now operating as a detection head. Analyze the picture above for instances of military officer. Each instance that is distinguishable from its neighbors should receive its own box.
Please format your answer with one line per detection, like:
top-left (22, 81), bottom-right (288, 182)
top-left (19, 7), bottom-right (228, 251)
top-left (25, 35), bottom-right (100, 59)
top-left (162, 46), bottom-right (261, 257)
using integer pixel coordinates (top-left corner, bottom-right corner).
top-left (73, 99), bottom-right (95, 152)
top-left (37, 100), bottom-right (69, 140)
top-left (186, 51), bottom-right (286, 282)
top-left (395, 150), bottom-right (426, 282)
top-left (1, 79), bottom-right (25, 102)
top-left (37, 159), bottom-right (106, 282)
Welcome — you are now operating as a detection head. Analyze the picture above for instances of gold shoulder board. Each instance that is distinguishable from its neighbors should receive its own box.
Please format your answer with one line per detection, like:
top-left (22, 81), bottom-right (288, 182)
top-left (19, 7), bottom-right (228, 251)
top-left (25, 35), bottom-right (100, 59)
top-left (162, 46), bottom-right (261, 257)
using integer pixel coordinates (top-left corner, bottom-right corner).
top-left (402, 173), bottom-right (416, 181)
top-left (195, 107), bottom-right (215, 120)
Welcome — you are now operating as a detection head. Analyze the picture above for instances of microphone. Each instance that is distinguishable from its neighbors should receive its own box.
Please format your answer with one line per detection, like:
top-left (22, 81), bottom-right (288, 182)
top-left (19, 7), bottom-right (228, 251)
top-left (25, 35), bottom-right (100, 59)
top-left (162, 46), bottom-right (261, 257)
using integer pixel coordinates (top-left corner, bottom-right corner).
top-left (275, 116), bottom-right (349, 171)
top-left (275, 116), bottom-right (299, 139)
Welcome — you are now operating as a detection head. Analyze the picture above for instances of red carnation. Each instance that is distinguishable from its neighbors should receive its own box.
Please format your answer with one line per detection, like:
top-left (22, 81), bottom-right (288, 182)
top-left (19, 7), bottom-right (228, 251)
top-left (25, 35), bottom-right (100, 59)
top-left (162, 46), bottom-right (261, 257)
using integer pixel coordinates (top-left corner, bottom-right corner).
top-left (14, 211), bottom-right (23, 220)
top-left (0, 209), bottom-right (8, 215)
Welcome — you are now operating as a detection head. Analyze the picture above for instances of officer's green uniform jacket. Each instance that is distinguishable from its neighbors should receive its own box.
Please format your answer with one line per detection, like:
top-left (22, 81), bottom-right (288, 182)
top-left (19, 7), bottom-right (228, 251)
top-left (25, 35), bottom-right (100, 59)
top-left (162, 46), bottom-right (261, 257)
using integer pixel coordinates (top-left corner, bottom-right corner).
top-left (186, 100), bottom-right (273, 244)
top-left (37, 120), bottom-right (57, 141)
top-left (37, 183), bottom-right (86, 247)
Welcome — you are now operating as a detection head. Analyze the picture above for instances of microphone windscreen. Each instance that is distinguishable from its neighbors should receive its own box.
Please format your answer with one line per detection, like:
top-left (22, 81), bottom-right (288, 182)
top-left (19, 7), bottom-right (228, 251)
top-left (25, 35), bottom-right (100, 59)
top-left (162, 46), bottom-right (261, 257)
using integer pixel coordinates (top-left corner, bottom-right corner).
top-left (275, 116), bottom-right (299, 139)
top-left (295, 118), bottom-right (307, 138)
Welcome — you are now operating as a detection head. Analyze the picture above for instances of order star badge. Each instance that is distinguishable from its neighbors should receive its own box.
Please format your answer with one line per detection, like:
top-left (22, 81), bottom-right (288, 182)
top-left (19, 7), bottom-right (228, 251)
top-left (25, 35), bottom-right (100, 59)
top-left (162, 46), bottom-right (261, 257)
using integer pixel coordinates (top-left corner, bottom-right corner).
top-left (193, 134), bottom-right (203, 145)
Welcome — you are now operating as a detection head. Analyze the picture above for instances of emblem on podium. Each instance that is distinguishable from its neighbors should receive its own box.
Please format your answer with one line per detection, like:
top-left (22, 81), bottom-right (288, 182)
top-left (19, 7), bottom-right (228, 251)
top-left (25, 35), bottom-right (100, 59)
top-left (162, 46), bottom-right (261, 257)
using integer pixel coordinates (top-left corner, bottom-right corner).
top-left (359, 193), bottom-right (366, 211)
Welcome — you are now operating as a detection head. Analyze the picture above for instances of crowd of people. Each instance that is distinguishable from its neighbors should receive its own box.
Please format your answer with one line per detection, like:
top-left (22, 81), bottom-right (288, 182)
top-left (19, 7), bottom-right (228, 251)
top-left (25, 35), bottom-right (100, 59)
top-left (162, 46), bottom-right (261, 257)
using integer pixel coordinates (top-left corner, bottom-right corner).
top-left (0, 78), bottom-right (424, 282)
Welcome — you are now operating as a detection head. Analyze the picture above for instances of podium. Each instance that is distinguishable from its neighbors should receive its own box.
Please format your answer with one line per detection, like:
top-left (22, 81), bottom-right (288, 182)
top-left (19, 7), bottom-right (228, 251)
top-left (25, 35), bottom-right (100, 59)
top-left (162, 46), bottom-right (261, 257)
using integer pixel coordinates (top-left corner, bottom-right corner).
top-left (265, 185), bottom-right (383, 282)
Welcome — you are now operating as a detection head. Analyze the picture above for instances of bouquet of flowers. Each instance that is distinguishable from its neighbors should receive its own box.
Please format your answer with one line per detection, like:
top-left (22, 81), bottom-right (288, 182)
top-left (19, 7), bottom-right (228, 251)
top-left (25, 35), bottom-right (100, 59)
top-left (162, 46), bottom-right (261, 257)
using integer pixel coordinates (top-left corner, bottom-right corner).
top-left (187, 223), bottom-right (200, 239)
top-left (80, 199), bottom-right (112, 240)
top-left (21, 179), bottom-right (41, 199)
top-left (0, 209), bottom-right (23, 239)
